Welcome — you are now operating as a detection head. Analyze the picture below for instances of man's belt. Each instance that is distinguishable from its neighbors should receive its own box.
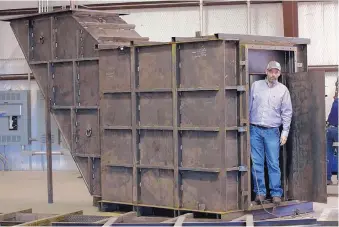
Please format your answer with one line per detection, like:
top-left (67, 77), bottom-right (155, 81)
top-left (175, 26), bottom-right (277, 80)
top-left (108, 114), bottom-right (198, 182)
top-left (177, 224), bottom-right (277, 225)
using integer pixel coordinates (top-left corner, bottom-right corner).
top-left (251, 124), bottom-right (273, 129)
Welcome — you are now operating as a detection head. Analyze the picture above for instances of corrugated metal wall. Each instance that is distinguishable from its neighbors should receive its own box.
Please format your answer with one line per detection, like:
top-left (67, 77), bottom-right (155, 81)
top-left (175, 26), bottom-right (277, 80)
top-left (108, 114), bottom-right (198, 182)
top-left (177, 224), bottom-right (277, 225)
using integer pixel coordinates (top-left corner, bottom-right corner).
top-left (0, 1), bottom-right (37, 10)
top-left (298, 2), bottom-right (338, 65)
top-left (0, 21), bottom-right (28, 75)
top-left (118, 3), bottom-right (283, 41)
top-left (298, 2), bottom-right (338, 116)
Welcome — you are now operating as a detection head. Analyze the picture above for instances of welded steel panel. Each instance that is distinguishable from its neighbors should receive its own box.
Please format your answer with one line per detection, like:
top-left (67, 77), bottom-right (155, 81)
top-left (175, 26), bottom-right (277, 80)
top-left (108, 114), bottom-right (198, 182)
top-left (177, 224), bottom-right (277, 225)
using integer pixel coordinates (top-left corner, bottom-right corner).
top-left (31, 18), bottom-right (51, 61)
top-left (51, 62), bottom-right (73, 106)
top-left (226, 131), bottom-right (238, 169)
top-left (239, 45), bottom-right (250, 209)
top-left (179, 91), bottom-right (220, 127)
top-left (286, 71), bottom-right (327, 203)
top-left (139, 93), bottom-right (172, 126)
top-left (75, 110), bottom-right (100, 156)
top-left (74, 13), bottom-right (128, 24)
top-left (139, 130), bottom-right (173, 167)
top-left (99, 47), bottom-right (132, 174)
top-left (92, 158), bottom-right (101, 196)
top-left (181, 131), bottom-right (221, 169)
top-left (102, 94), bottom-right (132, 127)
top-left (101, 166), bottom-right (133, 203)
top-left (181, 171), bottom-right (238, 211)
top-left (136, 45), bottom-right (172, 90)
top-left (99, 49), bottom-right (131, 92)
top-left (225, 172), bottom-right (239, 210)
top-left (76, 61), bottom-right (99, 106)
top-left (179, 41), bottom-right (224, 88)
top-left (177, 40), bottom-right (241, 213)
top-left (54, 15), bottom-right (98, 59)
top-left (225, 91), bottom-right (238, 127)
top-left (224, 43), bottom-right (242, 207)
top-left (54, 15), bottom-right (77, 60)
top-left (101, 130), bottom-right (132, 166)
top-left (140, 169), bottom-right (174, 207)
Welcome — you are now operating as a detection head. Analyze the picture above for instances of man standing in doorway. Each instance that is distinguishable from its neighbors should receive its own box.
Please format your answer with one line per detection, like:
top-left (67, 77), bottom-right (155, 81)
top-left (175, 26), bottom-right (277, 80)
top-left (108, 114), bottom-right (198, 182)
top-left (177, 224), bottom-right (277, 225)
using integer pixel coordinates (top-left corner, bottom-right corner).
top-left (249, 61), bottom-right (293, 205)
top-left (326, 83), bottom-right (338, 185)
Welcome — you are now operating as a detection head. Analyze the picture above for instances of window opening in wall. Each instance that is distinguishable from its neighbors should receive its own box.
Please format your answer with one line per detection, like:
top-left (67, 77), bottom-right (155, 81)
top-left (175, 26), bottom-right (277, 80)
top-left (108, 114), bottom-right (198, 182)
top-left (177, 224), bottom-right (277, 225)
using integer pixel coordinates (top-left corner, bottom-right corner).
top-left (9, 116), bottom-right (18, 130)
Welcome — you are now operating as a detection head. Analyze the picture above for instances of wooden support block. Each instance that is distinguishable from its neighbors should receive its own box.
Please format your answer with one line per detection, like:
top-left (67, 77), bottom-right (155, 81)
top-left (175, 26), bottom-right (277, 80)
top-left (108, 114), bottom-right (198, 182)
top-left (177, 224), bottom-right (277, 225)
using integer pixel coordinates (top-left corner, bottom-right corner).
top-left (174, 214), bottom-right (189, 227)
top-left (230, 214), bottom-right (247, 222)
top-left (246, 214), bottom-right (254, 227)
top-left (0, 208), bottom-right (32, 221)
top-left (0, 221), bottom-right (24, 225)
top-left (162, 213), bottom-right (193, 223)
top-left (97, 211), bottom-right (136, 226)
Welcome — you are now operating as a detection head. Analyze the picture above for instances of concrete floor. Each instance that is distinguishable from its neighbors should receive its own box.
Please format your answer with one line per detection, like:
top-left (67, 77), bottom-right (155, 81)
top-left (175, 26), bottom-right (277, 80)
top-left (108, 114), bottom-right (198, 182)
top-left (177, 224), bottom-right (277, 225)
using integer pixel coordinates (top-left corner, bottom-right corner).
top-left (0, 171), bottom-right (338, 222)
top-left (0, 171), bottom-right (105, 215)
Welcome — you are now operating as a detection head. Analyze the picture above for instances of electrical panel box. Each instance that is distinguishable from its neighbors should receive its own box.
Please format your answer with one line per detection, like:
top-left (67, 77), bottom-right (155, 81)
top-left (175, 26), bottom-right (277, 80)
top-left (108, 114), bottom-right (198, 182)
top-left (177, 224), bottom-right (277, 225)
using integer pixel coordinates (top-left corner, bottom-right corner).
top-left (36, 90), bottom-right (60, 145)
top-left (0, 90), bottom-right (30, 145)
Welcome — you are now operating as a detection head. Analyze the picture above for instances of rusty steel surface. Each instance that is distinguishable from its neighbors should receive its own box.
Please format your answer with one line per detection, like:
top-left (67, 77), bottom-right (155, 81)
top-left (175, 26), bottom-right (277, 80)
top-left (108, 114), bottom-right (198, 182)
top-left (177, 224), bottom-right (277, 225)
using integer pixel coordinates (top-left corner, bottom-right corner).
top-left (99, 39), bottom-right (242, 212)
top-left (286, 71), bottom-right (327, 203)
top-left (5, 9), bottom-right (326, 215)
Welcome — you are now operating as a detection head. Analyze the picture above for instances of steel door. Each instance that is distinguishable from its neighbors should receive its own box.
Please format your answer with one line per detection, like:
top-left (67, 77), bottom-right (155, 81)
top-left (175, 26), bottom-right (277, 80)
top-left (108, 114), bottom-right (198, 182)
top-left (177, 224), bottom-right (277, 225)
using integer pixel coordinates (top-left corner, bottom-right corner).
top-left (285, 71), bottom-right (327, 203)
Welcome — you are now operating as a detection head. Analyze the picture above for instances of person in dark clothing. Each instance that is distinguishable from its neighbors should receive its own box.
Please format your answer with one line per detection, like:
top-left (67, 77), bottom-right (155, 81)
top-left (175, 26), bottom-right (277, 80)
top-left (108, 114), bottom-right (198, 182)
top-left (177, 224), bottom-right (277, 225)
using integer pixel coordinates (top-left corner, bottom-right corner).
top-left (326, 83), bottom-right (338, 185)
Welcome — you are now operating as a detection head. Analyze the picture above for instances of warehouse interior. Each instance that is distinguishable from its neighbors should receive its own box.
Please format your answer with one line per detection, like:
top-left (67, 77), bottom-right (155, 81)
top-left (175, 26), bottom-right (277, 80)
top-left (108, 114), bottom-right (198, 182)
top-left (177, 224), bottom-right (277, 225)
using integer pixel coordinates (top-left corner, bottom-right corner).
top-left (0, 0), bottom-right (338, 226)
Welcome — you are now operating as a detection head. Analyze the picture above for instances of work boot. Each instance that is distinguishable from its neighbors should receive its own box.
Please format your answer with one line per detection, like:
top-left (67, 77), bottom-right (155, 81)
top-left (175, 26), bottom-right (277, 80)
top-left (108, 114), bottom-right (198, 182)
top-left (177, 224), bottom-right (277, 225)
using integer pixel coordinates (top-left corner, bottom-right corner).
top-left (272, 196), bottom-right (281, 205)
top-left (254, 195), bottom-right (266, 204)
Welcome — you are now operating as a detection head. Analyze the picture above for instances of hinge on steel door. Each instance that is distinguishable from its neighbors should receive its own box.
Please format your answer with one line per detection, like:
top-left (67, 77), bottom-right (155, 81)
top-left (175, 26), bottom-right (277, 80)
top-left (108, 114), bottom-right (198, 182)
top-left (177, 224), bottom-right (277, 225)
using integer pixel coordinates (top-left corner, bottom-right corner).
top-left (240, 61), bottom-right (246, 66)
top-left (237, 127), bottom-right (247, 132)
top-left (238, 165), bottom-right (248, 172)
top-left (237, 85), bottom-right (246, 91)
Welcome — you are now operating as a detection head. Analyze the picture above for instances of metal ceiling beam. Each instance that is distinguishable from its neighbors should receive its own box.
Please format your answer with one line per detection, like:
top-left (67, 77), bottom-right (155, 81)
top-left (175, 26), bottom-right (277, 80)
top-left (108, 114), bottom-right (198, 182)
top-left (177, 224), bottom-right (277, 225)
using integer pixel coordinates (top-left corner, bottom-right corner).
top-left (1, 0), bottom-right (335, 17)
top-left (0, 1), bottom-right (282, 16)
top-left (0, 0), bottom-right (336, 17)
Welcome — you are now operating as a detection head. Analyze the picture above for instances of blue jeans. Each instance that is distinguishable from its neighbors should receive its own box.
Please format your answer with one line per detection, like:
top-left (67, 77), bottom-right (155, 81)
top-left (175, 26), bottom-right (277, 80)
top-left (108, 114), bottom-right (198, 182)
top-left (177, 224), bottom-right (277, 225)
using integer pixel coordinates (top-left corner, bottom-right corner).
top-left (250, 125), bottom-right (282, 197)
top-left (327, 126), bottom-right (338, 181)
